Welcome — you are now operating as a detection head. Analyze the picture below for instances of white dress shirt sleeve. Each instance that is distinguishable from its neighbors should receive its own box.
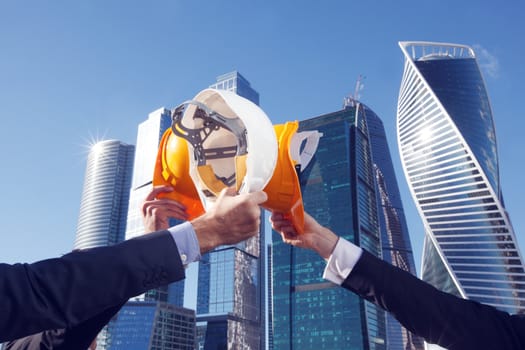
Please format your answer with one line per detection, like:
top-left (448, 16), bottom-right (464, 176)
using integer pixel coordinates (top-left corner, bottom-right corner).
top-left (323, 237), bottom-right (363, 285)
top-left (167, 221), bottom-right (201, 266)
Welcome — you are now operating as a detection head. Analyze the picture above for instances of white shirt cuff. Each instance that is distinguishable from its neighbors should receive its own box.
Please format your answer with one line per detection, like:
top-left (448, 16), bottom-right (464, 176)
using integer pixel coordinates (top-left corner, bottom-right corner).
top-left (167, 221), bottom-right (201, 266)
top-left (323, 237), bottom-right (363, 285)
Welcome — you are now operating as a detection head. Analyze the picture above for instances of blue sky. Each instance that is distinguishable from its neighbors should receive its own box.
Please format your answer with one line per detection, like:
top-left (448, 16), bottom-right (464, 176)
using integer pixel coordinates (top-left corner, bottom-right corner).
top-left (1, 1), bottom-right (524, 274)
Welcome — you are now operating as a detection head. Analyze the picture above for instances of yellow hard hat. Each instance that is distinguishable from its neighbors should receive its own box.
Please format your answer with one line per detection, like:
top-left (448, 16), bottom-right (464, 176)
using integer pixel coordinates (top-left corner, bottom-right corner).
top-left (154, 89), bottom-right (322, 233)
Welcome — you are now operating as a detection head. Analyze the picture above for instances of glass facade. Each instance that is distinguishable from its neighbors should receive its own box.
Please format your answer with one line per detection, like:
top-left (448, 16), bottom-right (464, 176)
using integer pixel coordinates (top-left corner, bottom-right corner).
top-left (365, 107), bottom-right (424, 350)
top-left (272, 107), bottom-right (386, 349)
top-left (266, 244), bottom-right (274, 350)
top-left (198, 248), bottom-right (259, 318)
top-left (74, 140), bottom-right (134, 349)
top-left (105, 108), bottom-right (186, 349)
top-left (125, 107), bottom-right (172, 240)
top-left (397, 41), bottom-right (525, 315)
top-left (197, 239), bottom-right (262, 349)
top-left (74, 140), bottom-right (134, 250)
top-left (108, 301), bottom-right (196, 350)
top-left (195, 71), bottom-right (265, 349)
top-left (123, 107), bottom-right (184, 307)
top-left (209, 71), bottom-right (260, 105)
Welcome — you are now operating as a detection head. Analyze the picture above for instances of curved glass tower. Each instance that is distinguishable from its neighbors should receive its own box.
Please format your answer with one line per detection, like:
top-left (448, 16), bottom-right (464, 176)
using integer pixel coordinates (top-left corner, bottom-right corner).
top-left (75, 140), bottom-right (134, 249)
top-left (397, 41), bottom-right (525, 314)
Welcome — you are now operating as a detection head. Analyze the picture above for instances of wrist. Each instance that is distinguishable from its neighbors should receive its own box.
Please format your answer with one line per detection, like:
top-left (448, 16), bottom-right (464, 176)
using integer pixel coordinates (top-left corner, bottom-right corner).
top-left (314, 228), bottom-right (339, 260)
top-left (191, 215), bottom-right (219, 254)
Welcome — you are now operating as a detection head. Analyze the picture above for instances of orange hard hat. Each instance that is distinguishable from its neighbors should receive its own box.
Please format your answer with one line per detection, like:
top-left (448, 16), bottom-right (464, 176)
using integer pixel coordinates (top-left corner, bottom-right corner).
top-left (263, 122), bottom-right (303, 233)
top-left (262, 122), bottom-right (322, 233)
top-left (154, 89), bottom-right (322, 233)
top-left (153, 127), bottom-right (205, 220)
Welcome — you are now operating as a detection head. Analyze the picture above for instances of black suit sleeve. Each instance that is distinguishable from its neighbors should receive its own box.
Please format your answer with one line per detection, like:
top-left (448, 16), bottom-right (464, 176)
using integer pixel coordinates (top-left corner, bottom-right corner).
top-left (3, 303), bottom-right (124, 350)
top-left (0, 230), bottom-right (185, 343)
top-left (341, 250), bottom-right (525, 350)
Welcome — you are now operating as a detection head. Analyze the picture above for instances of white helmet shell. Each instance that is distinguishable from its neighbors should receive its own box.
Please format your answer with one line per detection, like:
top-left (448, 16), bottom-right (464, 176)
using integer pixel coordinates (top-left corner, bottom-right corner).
top-left (172, 88), bottom-right (278, 209)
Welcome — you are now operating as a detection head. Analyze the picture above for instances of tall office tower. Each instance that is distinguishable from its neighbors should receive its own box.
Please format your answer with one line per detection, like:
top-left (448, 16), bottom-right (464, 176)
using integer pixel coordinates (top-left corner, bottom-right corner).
top-left (266, 244), bottom-right (274, 350)
top-left (397, 41), bottom-right (525, 314)
top-left (125, 107), bottom-right (172, 239)
top-left (106, 301), bottom-right (196, 350)
top-left (124, 107), bottom-right (184, 306)
top-left (103, 108), bottom-right (185, 350)
top-left (74, 139), bottom-right (134, 349)
top-left (75, 140), bottom-right (134, 250)
top-left (365, 105), bottom-right (424, 350)
top-left (209, 70), bottom-right (260, 105)
top-left (272, 103), bottom-right (387, 349)
top-left (195, 72), bottom-right (265, 349)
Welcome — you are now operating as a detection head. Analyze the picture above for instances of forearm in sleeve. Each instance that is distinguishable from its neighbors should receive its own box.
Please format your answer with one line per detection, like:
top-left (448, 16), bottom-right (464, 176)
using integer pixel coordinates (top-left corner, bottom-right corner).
top-left (341, 250), bottom-right (525, 349)
top-left (0, 230), bottom-right (185, 342)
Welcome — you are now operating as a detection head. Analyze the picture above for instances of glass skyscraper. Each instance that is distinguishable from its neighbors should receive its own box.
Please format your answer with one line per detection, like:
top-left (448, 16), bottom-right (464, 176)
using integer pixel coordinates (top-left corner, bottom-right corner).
top-left (266, 243), bottom-right (274, 350)
top-left (272, 104), bottom-right (387, 349)
top-left (103, 108), bottom-right (189, 350)
top-left (397, 41), bottom-right (525, 315)
top-left (124, 107), bottom-right (184, 306)
top-left (126, 108), bottom-right (172, 239)
top-left (74, 139), bottom-right (134, 250)
top-left (74, 139), bottom-right (134, 349)
top-left (107, 301), bottom-right (196, 350)
top-left (364, 105), bottom-right (424, 350)
top-left (209, 71), bottom-right (260, 105)
top-left (195, 71), bottom-right (265, 349)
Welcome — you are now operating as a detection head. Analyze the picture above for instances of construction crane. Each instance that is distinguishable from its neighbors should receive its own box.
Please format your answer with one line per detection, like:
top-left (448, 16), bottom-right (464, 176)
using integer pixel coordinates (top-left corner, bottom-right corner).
top-left (343, 74), bottom-right (365, 108)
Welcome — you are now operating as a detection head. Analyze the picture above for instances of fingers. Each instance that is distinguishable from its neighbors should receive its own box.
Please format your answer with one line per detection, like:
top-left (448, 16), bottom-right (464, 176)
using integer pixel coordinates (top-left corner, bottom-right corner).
top-left (143, 201), bottom-right (189, 221)
top-left (144, 198), bottom-right (186, 211)
top-left (144, 185), bottom-right (174, 201)
top-left (270, 212), bottom-right (285, 222)
top-left (142, 186), bottom-right (189, 225)
top-left (270, 212), bottom-right (295, 233)
top-left (142, 199), bottom-right (174, 217)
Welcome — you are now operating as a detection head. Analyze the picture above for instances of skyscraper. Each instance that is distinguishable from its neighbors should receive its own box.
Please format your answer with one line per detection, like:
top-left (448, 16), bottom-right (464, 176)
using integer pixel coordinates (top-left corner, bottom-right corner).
top-left (397, 41), bottom-right (525, 314)
top-left (106, 301), bottom-right (196, 350)
top-left (209, 71), bottom-right (260, 105)
top-left (266, 243), bottom-right (274, 350)
top-left (74, 139), bottom-right (134, 349)
top-left (195, 71), bottom-right (265, 349)
top-left (75, 139), bottom-right (134, 250)
top-left (103, 108), bottom-right (190, 350)
top-left (126, 108), bottom-right (172, 239)
top-left (365, 104), bottom-right (424, 350)
top-left (272, 103), bottom-right (387, 349)
top-left (124, 107), bottom-right (185, 306)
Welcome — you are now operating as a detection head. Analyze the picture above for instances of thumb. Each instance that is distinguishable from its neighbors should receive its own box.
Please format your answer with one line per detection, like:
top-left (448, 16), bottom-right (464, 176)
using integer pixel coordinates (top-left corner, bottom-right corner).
top-left (246, 190), bottom-right (268, 205)
top-left (218, 186), bottom-right (238, 198)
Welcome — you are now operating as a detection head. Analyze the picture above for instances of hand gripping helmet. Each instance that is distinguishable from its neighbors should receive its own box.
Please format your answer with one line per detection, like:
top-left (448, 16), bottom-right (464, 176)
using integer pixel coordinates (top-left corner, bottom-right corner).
top-left (153, 88), bottom-right (321, 233)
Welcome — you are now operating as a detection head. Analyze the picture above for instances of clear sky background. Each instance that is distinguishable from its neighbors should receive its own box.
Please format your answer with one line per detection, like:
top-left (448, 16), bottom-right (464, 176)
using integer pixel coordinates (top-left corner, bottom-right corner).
top-left (1, 1), bottom-right (524, 275)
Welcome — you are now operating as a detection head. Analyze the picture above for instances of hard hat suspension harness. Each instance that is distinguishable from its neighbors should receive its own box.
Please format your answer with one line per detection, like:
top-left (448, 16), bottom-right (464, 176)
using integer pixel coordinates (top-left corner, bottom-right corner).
top-left (171, 100), bottom-right (249, 196)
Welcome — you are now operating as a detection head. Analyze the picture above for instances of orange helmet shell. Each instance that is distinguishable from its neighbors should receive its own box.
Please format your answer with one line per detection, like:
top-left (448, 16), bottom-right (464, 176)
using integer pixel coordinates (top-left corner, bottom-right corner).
top-left (262, 122), bottom-right (305, 234)
top-left (153, 128), bottom-right (205, 220)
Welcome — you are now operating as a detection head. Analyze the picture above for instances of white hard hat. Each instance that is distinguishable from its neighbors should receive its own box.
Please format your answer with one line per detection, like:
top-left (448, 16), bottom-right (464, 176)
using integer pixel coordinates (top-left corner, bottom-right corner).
top-left (171, 88), bottom-right (278, 208)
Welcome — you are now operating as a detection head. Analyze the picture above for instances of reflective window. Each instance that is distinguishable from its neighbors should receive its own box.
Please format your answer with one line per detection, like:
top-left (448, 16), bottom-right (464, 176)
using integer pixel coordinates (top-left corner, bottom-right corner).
top-left (415, 58), bottom-right (499, 192)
